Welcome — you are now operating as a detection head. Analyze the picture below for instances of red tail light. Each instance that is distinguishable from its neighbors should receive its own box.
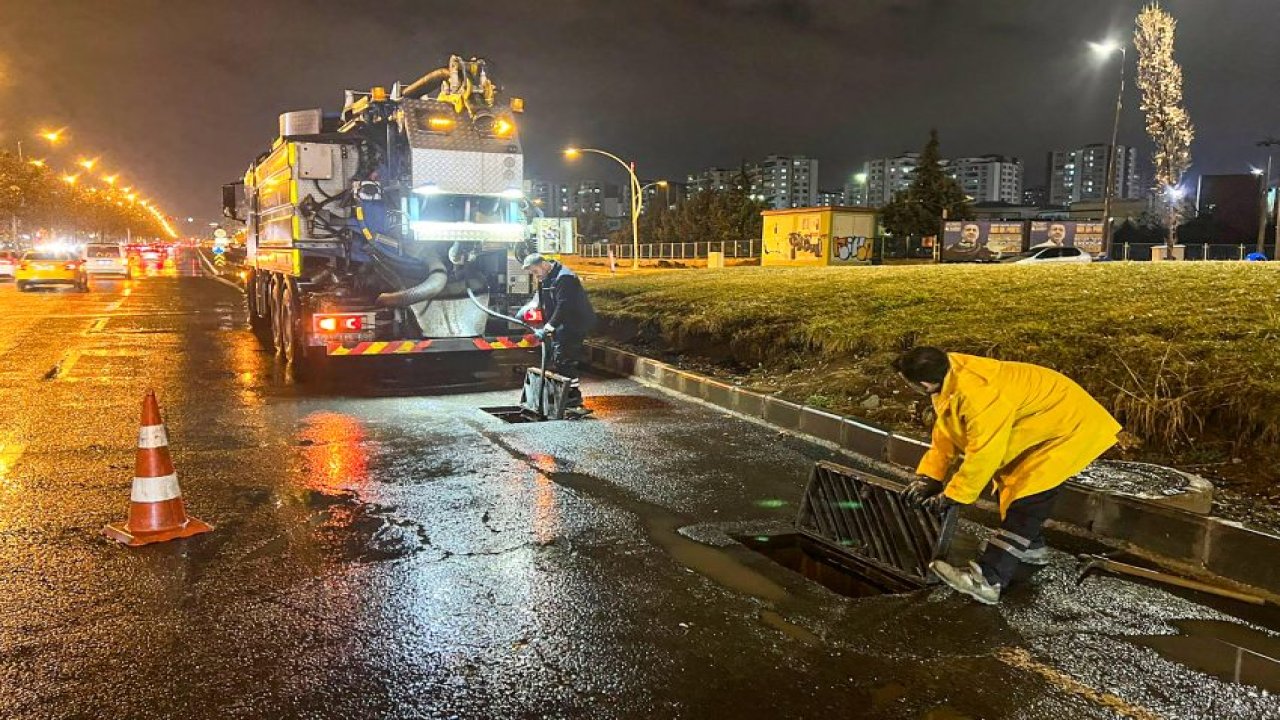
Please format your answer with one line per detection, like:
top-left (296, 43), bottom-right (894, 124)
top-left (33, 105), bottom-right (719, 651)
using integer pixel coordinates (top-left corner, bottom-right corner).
top-left (522, 308), bottom-right (544, 324)
top-left (314, 314), bottom-right (363, 333)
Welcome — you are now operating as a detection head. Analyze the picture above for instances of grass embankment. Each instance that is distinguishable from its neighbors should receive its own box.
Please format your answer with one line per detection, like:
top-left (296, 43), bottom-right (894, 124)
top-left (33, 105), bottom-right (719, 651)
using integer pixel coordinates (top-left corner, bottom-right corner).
top-left (587, 263), bottom-right (1280, 490)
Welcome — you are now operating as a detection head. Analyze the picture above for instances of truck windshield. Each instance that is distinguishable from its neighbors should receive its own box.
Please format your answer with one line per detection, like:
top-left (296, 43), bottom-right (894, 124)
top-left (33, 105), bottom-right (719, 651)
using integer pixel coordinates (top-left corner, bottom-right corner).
top-left (418, 195), bottom-right (520, 224)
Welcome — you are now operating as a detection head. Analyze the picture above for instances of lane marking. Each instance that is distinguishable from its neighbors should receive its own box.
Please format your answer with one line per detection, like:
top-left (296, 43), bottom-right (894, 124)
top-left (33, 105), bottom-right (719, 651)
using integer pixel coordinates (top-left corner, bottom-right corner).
top-left (82, 317), bottom-right (109, 336)
top-left (105, 299), bottom-right (125, 312)
top-left (0, 443), bottom-right (27, 486)
top-left (995, 647), bottom-right (1161, 720)
top-left (44, 349), bottom-right (82, 381)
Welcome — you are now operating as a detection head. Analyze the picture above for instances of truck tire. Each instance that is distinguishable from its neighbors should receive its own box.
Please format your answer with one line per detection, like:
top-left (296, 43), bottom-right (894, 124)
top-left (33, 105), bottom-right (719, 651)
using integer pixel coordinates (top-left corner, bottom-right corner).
top-left (269, 275), bottom-right (287, 357)
top-left (247, 271), bottom-right (274, 348)
top-left (281, 280), bottom-right (320, 382)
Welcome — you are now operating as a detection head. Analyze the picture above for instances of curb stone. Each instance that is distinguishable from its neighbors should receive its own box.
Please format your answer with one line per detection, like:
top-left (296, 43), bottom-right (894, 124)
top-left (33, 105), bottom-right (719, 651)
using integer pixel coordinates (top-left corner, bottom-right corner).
top-left (586, 342), bottom-right (1280, 599)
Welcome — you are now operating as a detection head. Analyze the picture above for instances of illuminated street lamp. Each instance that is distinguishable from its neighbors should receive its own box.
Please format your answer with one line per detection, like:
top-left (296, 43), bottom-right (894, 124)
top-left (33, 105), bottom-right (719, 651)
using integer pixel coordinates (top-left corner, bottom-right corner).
top-left (77, 158), bottom-right (98, 171)
top-left (28, 159), bottom-right (46, 168)
top-left (102, 174), bottom-right (119, 186)
top-left (565, 146), bottom-right (642, 269)
top-left (1090, 39), bottom-right (1126, 257)
top-left (61, 173), bottom-right (79, 185)
top-left (39, 128), bottom-right (65, 144)
top-left (640, 180), bottom-right (670, 212)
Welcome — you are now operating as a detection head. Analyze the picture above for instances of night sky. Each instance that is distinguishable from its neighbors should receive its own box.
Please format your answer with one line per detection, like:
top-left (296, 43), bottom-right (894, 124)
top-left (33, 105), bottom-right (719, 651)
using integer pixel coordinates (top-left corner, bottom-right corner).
top-left (2, 0), bottom-right (1276, 223)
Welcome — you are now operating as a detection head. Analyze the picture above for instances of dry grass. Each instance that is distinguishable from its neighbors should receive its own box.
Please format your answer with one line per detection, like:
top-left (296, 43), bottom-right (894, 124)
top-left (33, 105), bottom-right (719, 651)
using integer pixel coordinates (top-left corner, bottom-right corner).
top-left (588, 263), bottom-right (1280, 459)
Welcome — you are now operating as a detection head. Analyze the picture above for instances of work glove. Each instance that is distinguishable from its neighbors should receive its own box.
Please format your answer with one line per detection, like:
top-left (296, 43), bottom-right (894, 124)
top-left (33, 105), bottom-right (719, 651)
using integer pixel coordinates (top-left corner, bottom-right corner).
top-left (923, 492), bottom-right (958, 514)
top-left (534, 324), bottom-right (556, 340)
top-left (903, 476), bottom-right (944, 505)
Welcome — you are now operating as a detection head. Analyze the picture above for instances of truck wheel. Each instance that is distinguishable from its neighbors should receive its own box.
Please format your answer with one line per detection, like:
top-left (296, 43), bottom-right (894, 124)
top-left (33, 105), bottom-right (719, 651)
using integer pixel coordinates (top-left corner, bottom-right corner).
top-left (281, 281), bottom-right (318, 382)
top-left (248, 272), bottom-right (274, 347)
top-left (16, 281), bottom-right (28, 292)
top-left (269, 276), bottom-right (287, 357)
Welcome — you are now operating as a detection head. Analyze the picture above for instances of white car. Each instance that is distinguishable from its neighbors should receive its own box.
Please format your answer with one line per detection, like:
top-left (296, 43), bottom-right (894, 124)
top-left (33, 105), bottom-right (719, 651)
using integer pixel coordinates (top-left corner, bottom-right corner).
top-left (84, 244), bottom-right (131, 277)
top-left (1008, 246), bottom-right (1093, 264)
top-left (0, 251), bottom-right (16, 279)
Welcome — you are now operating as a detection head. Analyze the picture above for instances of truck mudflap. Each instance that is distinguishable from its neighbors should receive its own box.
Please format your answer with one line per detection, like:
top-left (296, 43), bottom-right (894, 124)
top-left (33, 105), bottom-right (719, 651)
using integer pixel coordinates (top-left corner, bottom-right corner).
top-left (324, 334), bottom-right (540, 356)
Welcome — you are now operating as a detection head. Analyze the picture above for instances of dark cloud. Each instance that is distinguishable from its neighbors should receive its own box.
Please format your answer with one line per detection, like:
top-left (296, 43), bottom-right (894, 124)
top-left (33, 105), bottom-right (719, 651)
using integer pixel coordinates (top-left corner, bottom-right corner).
top-left (0, 0), bottom-right (1275, 220)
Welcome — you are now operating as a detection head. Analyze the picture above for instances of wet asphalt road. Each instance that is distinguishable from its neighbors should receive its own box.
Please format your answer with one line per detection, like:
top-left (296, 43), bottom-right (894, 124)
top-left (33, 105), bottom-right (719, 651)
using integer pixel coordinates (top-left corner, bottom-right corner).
top-left (0, 252), bottom-right (1278, 719)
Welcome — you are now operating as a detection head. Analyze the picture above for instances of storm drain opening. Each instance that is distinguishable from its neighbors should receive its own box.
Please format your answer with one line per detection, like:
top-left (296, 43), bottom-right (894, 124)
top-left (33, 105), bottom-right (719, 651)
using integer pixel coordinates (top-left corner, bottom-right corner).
top-left (745, 460), bottom-right (961, 596)
top-left (480, 406), bottom-right (545, 423)
top-left (738, 533), bottom-right (914, 597)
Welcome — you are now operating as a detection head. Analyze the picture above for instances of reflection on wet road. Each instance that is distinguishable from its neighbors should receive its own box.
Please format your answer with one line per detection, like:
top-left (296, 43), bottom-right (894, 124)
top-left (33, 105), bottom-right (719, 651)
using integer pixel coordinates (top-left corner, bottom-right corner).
top-left (0, 255), bottom-right (1278, 718)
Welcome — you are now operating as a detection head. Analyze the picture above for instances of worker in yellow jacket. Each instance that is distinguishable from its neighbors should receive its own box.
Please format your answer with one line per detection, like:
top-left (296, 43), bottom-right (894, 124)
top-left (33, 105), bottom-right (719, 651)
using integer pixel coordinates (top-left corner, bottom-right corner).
top-left (893, 347), bottom-right (1122, 605)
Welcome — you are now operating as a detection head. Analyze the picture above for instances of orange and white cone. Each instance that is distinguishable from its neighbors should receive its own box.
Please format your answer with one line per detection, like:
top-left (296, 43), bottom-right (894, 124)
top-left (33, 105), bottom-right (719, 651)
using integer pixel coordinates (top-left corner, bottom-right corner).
top-left (103, 390), bottom-right (213, 546)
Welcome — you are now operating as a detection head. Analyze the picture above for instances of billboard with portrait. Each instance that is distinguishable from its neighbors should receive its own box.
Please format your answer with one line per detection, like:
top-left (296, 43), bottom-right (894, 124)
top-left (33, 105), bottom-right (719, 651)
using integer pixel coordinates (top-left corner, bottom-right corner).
top-left (1028, 221), bottom-right (1104, 255)
top-left (941, 221), bottom-right (1024, 262)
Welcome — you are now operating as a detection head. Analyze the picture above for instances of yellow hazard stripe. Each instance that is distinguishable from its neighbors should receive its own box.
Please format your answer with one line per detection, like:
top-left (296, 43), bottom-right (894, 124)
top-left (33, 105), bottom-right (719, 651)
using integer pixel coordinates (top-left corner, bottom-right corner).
top-left (330, 346), bottom-right (350, 356)
top-left (391, 341), bottom-right (416, 353)
top-left (365, 342), bottom-right (388, 354)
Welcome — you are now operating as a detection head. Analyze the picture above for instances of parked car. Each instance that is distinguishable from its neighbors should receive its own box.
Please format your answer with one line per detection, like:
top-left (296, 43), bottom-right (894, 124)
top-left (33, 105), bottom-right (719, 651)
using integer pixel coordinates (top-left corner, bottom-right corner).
top-left (1003, 246), bottom-right (1094, 265)
top-left (15, 250), bottom-right (90, 291)
top-left (84, 243), bottom-right (131, 277)
top-left (0, 251), bottom-right (17, 279)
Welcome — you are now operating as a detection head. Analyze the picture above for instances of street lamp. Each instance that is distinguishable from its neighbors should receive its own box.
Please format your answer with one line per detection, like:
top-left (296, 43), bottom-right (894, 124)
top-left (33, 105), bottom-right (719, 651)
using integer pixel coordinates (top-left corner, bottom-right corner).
top-left (27, 159), bottom-right (46, 168)
top-left (565, 146), bottom-right (642, 270)
top-left (39, 128), bottom-right (65, 144)
top-left (640, 180), bottom-right (669, 210)
top-left (1258, 138), bottom-right (1280, 255)
top-left (61, 173), bottom-right (78, 185)
top-left (1090, 39), bottom-right (1126, 258)
top-left (101, 174), bottom-right (119, 186)
top-left (77, 158), bottom-right (98, 171)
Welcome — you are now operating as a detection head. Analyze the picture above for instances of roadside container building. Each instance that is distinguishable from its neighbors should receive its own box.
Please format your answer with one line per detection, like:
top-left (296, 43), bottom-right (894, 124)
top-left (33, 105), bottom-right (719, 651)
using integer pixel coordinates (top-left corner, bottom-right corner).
top-left (760, 207), bottom-right (880, 266)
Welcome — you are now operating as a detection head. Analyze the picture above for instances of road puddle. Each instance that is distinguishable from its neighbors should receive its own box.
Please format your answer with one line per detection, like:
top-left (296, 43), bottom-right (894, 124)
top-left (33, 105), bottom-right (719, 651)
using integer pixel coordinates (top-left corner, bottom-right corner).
top-left (1131, 618), bottom-right (1280, 693)
top-left (303, 490), bottom-right (433, 563)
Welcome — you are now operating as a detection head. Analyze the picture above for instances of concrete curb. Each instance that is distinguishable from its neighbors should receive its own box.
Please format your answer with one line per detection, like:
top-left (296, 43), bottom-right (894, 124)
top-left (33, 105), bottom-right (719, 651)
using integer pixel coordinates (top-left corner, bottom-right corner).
top-left (586, 342), bottom-right (1280, 598)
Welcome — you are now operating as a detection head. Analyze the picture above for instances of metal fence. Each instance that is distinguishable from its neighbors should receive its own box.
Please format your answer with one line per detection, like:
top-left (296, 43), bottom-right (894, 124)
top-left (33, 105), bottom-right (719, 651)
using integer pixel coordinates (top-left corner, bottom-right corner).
top-left (577, 240), bottom-right (761, 260)
top-left (1115, 243), bottom-right (1262, 261)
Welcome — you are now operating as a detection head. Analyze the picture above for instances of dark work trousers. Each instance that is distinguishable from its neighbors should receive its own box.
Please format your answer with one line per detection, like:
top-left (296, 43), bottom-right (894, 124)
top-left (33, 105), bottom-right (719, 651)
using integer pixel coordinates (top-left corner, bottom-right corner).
top-left (551, 329), bottom-right (586, 407)
top-left (977, 486), bottom-right (1061, 588)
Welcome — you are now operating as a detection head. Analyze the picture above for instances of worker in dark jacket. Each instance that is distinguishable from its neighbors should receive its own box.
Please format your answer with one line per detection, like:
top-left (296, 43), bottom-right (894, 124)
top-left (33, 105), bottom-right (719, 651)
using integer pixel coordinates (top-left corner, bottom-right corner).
top-left (523, 254), bottom-right (597, 416)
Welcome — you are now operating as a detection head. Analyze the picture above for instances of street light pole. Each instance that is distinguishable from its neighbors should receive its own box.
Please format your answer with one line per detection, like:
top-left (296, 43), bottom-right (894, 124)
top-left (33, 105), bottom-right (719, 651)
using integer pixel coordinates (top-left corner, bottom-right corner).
top-left (565, 147), bottom-right (642, 270)
top-left (1093, 42), bottom-right (1127, 258)
top-left (1259, 138), bottom-right (1280, 256)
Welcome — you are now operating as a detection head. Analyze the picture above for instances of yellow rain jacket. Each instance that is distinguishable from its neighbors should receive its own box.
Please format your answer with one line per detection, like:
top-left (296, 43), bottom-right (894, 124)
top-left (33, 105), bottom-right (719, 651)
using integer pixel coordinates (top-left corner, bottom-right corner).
top-left (917, 353), bottom-right (1121, 517)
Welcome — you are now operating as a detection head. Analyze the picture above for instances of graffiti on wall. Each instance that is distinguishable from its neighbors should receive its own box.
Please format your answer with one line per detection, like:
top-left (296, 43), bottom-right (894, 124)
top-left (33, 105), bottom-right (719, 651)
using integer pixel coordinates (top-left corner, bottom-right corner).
top-left (832, 235), bottom-right (873, 263)
top-left (787, 232), bottom-right (823, 260)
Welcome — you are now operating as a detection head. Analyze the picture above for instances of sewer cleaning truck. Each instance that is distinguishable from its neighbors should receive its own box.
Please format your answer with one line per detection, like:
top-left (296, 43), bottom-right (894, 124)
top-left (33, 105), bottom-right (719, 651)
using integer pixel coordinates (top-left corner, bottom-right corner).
top-left (222, 55), bottom-right (539, 383)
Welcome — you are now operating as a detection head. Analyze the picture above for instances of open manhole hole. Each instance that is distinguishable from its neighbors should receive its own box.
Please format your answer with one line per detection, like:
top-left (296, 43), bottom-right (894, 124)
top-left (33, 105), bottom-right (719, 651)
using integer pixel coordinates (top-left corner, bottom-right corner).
top-left (739, 533), bottom-right (921, 597)
top-left (481, 406), bottom-right (546, 424)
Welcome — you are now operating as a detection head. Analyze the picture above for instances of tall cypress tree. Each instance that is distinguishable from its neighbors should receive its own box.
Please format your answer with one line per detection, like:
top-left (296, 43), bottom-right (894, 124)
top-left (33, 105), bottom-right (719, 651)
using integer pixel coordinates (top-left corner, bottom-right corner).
top-left (880, 129), bottom-right (971, 240)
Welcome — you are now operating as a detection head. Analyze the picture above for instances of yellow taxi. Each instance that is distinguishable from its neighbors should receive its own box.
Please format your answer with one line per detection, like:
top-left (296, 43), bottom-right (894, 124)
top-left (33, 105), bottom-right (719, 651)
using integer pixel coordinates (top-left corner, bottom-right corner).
top-left (15, 250), bottom-right (90, 292)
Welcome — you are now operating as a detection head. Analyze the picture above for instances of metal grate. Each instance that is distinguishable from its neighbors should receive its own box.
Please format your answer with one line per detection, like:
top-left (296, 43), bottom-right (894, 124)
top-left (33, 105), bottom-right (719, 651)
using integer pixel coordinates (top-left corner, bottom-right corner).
top-left (796, 460), bottom-right (958, 589)
top-left (520, 367), bottom-right (574, 420)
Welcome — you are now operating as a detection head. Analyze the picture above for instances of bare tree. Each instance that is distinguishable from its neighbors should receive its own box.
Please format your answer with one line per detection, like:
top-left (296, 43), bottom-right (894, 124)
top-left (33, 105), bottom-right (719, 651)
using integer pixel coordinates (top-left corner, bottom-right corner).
top-left (1134, 2), bottom-right (1194, 251)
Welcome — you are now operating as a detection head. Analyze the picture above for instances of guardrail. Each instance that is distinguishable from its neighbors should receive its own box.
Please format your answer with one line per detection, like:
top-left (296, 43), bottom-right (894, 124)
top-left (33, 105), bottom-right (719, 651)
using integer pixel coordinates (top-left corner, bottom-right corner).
top-left (577, 240), bottom-right (760, 260)
top-left (1117, 243), bottom-right (1262, 261)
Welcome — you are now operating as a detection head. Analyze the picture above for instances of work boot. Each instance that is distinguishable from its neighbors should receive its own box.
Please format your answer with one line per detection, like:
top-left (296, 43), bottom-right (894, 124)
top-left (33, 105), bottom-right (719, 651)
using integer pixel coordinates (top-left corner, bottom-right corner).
top-left (930, 560), bottom-right (1001, 605)
top-left (564, 406), bottom-right (594, 420)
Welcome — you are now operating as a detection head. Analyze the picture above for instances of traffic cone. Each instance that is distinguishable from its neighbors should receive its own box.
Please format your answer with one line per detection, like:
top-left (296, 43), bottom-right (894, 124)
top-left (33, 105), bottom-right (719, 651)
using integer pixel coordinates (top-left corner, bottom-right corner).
top-left (103, 390), bottom-right (213, 546)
